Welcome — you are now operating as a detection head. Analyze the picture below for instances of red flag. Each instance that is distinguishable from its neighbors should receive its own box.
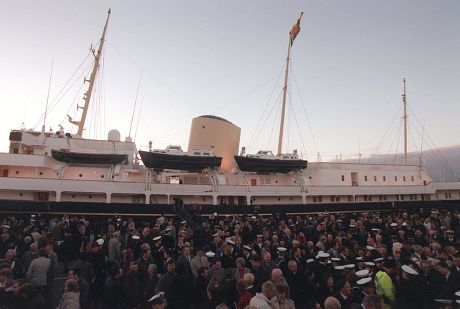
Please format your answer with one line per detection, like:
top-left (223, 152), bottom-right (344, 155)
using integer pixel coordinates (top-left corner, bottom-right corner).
top-left (289, 12), bottom-right (304, 46)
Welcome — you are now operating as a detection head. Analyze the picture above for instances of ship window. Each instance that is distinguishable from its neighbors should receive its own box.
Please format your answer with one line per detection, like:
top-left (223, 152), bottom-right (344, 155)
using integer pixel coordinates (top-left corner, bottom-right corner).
top-left (101, 175), bottom-right (104, 178)
top-left (19, 193), bottom-right (23, 197)
top-left (368, 196), bottom-right (372, 201)
top-left (394, 176), bottom-right (397, 181)
top-left (347, 196), bottom-right (352, 202)
top-left (411, 176), bottom-right (414, 181)
top-left (318, 196), bottom-right (322, 202)
top-left (341, 175), bottom-right (345, 181)
top-left (278, 198), bottom-right (281, 201)
top-left (15, 171), bottom-right (19, 175)
top-left (383, 195), bottom-right (387, 201)
top-left (383, 176), bottom-right (386, 182)
top-left (203, 153), bottom-right (210, 155)
top-left (335, 196), bottom-right (339, 202)
top-left (364, 195), bottom-right (368, 201)
top-left (2, 169), bottom-right (8, 177)
top-left (364, 176), bottom-right (368, 181)
top-left (313, 196), bottom-right (317, 202)
top-left (379, 195), bottom-right (383, 201)
top-left (400, 195), bottom-right (404, 200)
top-left (89, 195), bottom-right (92, 199)
top-left (193, 152), bottom-right (201, 155)
top-left (403, 176), bottom-right (406, 181)
top-left (79, 174), bottom-right (82, 177)
top-left (275, 180), bottom-right (278, 184)
top-left (72, 195), bottom-right (76, 198)
top-left (39, 172), bottom-right (43, 176)
top-left (374, 176), bottom-right (377, 181)
top-left (330, 196), bottom-right (335, 202)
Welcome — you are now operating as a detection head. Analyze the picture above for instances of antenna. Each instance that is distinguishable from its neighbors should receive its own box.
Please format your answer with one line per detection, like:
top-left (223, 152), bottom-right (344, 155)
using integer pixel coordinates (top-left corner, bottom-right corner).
top-left (43, 59), bottom-right (54, 134)
top-left (129, 70), bottom-right (143, 138)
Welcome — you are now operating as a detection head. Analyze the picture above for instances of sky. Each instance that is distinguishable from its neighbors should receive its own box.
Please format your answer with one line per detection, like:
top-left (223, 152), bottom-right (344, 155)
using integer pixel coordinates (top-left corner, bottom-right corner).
top-left (0, 1), bottom-right (459, 162)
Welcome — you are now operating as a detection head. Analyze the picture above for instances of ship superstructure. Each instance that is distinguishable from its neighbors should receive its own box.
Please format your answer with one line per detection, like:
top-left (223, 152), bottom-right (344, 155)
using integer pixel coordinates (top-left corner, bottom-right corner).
top-left (0, 10), bottom-right (459, 213)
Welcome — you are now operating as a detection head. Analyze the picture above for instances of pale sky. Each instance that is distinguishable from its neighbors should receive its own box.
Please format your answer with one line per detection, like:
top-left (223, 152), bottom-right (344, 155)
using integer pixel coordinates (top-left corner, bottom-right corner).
top-left (1, 1), bottom-right (459, 161)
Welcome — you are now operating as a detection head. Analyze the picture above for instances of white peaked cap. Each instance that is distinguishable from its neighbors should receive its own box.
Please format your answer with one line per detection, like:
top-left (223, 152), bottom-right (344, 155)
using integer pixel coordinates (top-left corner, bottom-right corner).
top-left (205, 251), bottom-right (215, 258)
top-left (132, 235), bottom-right (140, 240)
top-left (357, 277), bottom-right (372, 286)
top-left (401, 265), bottom-right (419, 275)
top-left (96, 238), bottom-right (104, 245)
top-left (356, 269), bottom-right (370, 278)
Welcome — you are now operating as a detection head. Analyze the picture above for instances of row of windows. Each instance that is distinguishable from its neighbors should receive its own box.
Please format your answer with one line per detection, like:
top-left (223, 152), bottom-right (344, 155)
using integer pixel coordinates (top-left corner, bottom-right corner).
top-left (341, 175), bottom-right (415, 182)
top-left (311, 194), bottom-right (423, 203)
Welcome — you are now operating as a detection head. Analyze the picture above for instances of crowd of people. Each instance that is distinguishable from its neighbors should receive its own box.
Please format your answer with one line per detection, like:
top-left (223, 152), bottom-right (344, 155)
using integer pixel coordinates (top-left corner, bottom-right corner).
top-left (0, 207), bottom-right (460, 309)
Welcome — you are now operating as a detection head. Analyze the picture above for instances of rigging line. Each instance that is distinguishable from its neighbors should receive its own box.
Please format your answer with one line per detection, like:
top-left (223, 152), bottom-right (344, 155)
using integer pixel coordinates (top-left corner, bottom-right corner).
top-left (60, 80), bottom-right (86, 127)
top-left (134, 96), bottom-right (144, 143)
top-left (266, 93), bottom-right (282, 151)
top-left (247, 65), bottom-right (285, 151)
top-left (366, 111), bottom-right (402, 164)
top-left (33, 52), bottom-right (92, 129)
top-left (393, 120), bottom-right (403, 164)
top-left (289, 62), bottom-right (320, 155)
top-left (211, 72), bottom-right (283, 114)
top-left (43, 59), bottom-right (54, 128)
top-left (408, 118), bottom-right (455, 178)
top-left (288, 92), bottom-right (308, 160)
top-left (129, 70), bottom-right (143, 138)
top-left (407, 105), bottom-right (455, 176)
top-left (384, 120), bottom-right (402, 164)
top-left (247, 90), bottom-right (283, 153)
top-left (367, 106), bottom-right (403, 162)
top-left (36, 62), bottom-right (93, 129)
top-left (110, 45), bottom-right (205, 114)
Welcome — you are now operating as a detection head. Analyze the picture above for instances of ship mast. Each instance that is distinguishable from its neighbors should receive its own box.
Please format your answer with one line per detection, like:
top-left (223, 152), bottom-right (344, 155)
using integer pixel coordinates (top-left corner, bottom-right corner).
top-left (402, 78), bottom-right (408, 165)
top-left (277, 12), bottom-right (303, 156)
top-left (69, 9), bottom-right (111, 137)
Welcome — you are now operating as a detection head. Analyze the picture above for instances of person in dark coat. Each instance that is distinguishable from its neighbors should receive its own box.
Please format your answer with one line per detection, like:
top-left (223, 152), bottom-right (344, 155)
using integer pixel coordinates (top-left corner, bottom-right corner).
top-left (193, 266), bottom-right (210, 307)
top-left (68, 268), bottom-right (90, 309)
top-left (285, 260), bottom-right (309, 309)
top-left (334, 279), bottom-right (352, 309)
top-left (100, 264), bottom-right (123, 309)
top-left (317, 273), bottom-right (335, 305)
top-left (249, 254), bottom-right (270, 293)
top-left (395, 265), bottom-right (430, 309)
top-left (122, 262), bottom-right (144, 309)
top-left (144, 264), bottom-right (160, 304)
top-left (169, 261), bottom-right (194, 309)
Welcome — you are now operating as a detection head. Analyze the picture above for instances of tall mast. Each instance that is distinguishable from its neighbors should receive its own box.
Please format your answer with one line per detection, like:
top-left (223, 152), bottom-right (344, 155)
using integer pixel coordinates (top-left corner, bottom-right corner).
top-left (402, 78), bottom-right (408, 165)
top-left (277, 39), bottom-right (291, 156)
top-left (69, 9), bottom-right (111, 137)
top-left (277, 12), bottom-right (303, 156)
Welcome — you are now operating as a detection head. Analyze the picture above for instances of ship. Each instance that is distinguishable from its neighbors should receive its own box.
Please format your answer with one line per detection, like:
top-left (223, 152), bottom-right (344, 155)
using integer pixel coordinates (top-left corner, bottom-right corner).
top-left (0, 10), bottom-right (459, 216)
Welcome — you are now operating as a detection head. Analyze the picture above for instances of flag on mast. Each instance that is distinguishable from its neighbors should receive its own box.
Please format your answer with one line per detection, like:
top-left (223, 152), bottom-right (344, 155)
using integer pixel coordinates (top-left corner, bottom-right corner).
top-left (289, 12), bottom-right (304, 46)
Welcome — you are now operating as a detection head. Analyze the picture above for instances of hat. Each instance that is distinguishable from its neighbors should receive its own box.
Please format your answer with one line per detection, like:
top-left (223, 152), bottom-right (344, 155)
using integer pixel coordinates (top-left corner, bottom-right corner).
top-left (356, 257), bottom-right (364, 261)
top-left (366, 246), bottom-right (376, 251)
top-left (132, 235), bottom-right (140, 240)
top-left (345, 264), bottom-right (355, 269)
top-left (181, 220), bottom-right (187, 225)
top-left (96, 238), bottom-right (104, 246)
top-left (446, 230), bottom-right (455, 234)
top-left (374, 258), bottom-right (384, 263)
top-left (390, 223), bottom-right (397, 227)
top-left (277, 247), bottom-right (287, 253)
top-left (455, 291), bottom-right (460, 297)
top-left (205, 251), bottom-right (216, 258)
top-left (226, 239), bottom-right (235, 245)
top-left (349, 224), bottom-right (356, 228)
top-left (401, 265), bottom-right (418, 275)
top-left (256, 234), bottom-right (263, 238)
top-left (212, 232), bottom-right (219, 237)
top-left (243, 245), bottom-right (252, 251)
top-left (433, 299), bottom-right (452, 304)
top-left (153, 236), bottom-right (162, 241)
top-left (356, 277), bottom-right (373, 286)
top-left (183, 242), bottom-right (191, 247)
top-left (1, 225), bottom-right (10, 229)
top-left (335, 266), bottom-right (345, 271)
top-left (371, 228), bottom-right (380, 232)
top-left (213, 212), bottom-right (218, 217)
top-left (364, 262), bottom-right (375, 267)
top-left (148, 292), bottom-right (165, 304)
top-left (316, 252), bottom-right (330, 259)
top-left (356, 269), bottom-right (370, 278)
top-left (164, 227), bottom-right (171, 231)
top-left (251, 216), bottom-right (257, 220)
top-left (402, 222), bottom-right (408, 227)
top-left (166, 258), bottom-right (175, 264)
top-left (306, 259), bottom-right (314, 264)
top-left (331, 258), bottom-right (341, 262)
